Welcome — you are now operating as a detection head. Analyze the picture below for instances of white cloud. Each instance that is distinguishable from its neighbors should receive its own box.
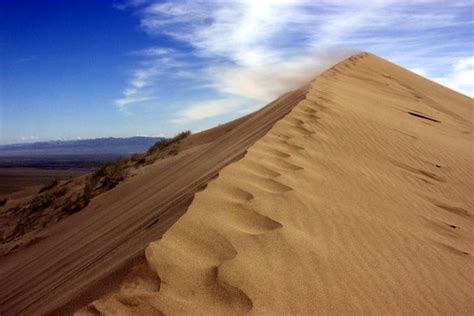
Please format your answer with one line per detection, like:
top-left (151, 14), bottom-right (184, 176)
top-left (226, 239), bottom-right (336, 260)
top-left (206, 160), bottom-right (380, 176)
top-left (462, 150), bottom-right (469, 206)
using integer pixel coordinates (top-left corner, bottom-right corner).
top-left (130, 47), bottom-right (175, 57)
top-left (171, 99), bottom-right (245, 124)
top-left (411, 68), bottom-right (427, 77)
top-left (125, 0), bottom-right (364, 116)
top-left (435, 57), bottom-right (474, 97)
top-left (115, 95), bottom-right (154, 107)
top-left (117, 0), bottom-right (473, 118)
top-left (113, 0), bottom-right (149, 10)
top-left (19, 136), bottom-right (40, 142)
top-left (115, 66), bottom-right (158, 107)
top-left (135, 133), bottom-right (167, 137)
top-left (114, 48), bottom-right (190, 107)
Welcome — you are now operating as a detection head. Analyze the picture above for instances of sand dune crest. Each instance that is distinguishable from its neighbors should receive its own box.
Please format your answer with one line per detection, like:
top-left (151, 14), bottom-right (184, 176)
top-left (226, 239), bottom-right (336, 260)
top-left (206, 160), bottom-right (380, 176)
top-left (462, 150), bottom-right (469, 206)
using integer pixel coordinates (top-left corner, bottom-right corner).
top-left (78, 52), bottom-right (474, 315)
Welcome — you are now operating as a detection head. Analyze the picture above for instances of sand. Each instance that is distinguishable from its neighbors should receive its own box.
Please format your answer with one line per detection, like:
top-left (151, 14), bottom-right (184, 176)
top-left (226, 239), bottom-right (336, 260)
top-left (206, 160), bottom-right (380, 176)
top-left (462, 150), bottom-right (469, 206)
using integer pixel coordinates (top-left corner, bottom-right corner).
top-left (77, 53), bottom-right (474, 315)
top-left (0, 78), bottom-right (306, 315)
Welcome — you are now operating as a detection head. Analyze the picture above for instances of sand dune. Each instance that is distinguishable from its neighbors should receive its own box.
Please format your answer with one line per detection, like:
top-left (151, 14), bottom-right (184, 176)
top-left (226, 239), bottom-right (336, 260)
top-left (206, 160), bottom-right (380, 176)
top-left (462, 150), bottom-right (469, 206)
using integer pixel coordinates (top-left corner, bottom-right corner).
top-left (78, 53), bottom-right (474, 315)
top-left (0, 86), bottom-right (306, 314)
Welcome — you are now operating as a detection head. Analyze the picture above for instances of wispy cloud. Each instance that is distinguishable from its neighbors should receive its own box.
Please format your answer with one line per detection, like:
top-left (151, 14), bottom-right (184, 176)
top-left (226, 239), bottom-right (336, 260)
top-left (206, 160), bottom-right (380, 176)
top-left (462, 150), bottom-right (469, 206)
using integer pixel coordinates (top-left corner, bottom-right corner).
top-left (170, 99), bottom-right (245, 124)
top-left (20, 135), bottom-right (39, 141)
top-left (435, 57), bottom-right (474, 96)
top-left (113, 0), bottom-right (149, 10)
top-left (115, 0), bottom-right (473, 120)
top-left (114, 47), bottom-right (192, 108)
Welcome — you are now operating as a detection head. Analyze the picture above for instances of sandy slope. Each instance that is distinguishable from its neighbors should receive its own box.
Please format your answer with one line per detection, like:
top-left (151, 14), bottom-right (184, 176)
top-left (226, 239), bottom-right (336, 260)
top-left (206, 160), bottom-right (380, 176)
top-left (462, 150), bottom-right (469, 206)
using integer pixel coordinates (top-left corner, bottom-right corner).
top-left (0, 86), bottom-right (306, 315)
top-left (79, 53), bottom-right (474, 315)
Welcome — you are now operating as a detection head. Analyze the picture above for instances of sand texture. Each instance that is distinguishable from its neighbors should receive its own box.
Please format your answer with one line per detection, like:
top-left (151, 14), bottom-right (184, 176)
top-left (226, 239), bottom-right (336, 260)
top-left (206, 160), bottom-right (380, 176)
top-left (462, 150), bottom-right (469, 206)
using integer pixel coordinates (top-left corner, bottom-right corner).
top-left (0, 86), bottom-right (306, 315)
top-left (79, 53), bottom-right (474, 315)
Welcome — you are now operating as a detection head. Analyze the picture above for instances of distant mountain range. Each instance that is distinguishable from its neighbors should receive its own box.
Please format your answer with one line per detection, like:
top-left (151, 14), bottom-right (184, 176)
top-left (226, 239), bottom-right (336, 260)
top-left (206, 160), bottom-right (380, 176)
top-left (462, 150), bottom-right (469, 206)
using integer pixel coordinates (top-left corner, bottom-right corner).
top-left (0, 137), bottom-right (163, 156)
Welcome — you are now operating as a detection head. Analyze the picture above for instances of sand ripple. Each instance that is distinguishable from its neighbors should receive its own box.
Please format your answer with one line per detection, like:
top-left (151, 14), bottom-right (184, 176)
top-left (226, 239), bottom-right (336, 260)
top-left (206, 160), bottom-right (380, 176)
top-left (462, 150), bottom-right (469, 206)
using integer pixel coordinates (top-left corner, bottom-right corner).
top-left (78, 53), bottom-right (474, 315)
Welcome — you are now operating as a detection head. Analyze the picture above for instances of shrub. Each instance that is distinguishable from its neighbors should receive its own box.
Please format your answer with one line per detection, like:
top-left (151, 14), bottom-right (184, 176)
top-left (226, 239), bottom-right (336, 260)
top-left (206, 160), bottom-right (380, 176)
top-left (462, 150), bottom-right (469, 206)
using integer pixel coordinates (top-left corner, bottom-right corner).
top-left (131, 153), bottom-right (148, 168)
top-left (28, 194), bottom-right (53, 213)
top-left (101, 157), bottom-right (128, 189)
top-left (60, 196), bottom-right (74, 213)
top-left (79, 155), bottom-right (130, 206)
top-left (114, 156), bottom-right (127, 169)
top-left (168, 146), bottom-right (179, 156)
top-left (130, 153), bottom-right (144, 162)
top-left (53, 187), bottom-right (69, 198)
top-left (101, 175), bottom-right (121, 190)
top-left (83, 180), bottom-right (93, 198)
top-left (27, 186), bottom-right (69, 214)
top-left (146, 130), bottom-right (191, 156)
top-left (39, 179), bottom-right (59, 193)
top-left (61, 194), bottom-right (90, 214)
top-left (175, 130), bottom-right (191, 140)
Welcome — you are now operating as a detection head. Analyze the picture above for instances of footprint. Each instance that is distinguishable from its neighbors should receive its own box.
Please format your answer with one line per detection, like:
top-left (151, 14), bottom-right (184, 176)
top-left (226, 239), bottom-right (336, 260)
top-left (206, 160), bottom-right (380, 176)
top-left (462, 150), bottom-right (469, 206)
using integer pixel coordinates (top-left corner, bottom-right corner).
top-left (211, 266), bottom-right (254, 314)
top-left (304, 113), bottom-right (320, 121)
top-left (277, 140), bottom-right (305, 151)
top-left (301, 106), bottom-right (317, 114)
top-left (392, 160), bottom-right (445, 183)
top-left (216, 186), bottom-right (254, 203)
top-left (242, 159), bottom-right (281, 178)
top-left (424, 217), bottom-right (459, 238)
top-left (225, 206), bottom-right (283, 235)
top-left (285, 117), bottom-right (305, 126)
top-left (408, 111), bottom-right (440, 123)
top-left (435, 203), bottom-right (471, 218)
top-left (252, 146), bottom-right (291, 158)
top-left (292, 125), bottom-right (315, 136)
top-left (255, 178), bottom-right (293, 194)
top-left (433, 241), bottom-right (469, 256)
top-left (267, 159), bottom-right (304, 172)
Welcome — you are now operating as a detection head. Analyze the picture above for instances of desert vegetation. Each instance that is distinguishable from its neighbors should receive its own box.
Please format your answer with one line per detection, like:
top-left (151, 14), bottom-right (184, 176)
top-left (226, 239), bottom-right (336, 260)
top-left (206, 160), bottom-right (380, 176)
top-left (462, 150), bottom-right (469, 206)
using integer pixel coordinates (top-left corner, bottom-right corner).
top-left (0, 131), bottom-right (191, 245)
top-left (143, 130), bottom-right (190, 165)
top-left (38, 179), bottom-right (59, 193)
top-left (147, 131), bottom-right (190, 155)
top-left (28, 186), bottom-right (69, 213)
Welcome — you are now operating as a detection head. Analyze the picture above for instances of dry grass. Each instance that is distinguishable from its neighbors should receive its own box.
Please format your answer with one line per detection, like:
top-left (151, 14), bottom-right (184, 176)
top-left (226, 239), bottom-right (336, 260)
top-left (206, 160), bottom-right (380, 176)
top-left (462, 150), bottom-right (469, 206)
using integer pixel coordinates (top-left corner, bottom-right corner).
top-left (1, 131), bottom-right (192, 244)
top-left (38, 179), bottom-right (59, 193)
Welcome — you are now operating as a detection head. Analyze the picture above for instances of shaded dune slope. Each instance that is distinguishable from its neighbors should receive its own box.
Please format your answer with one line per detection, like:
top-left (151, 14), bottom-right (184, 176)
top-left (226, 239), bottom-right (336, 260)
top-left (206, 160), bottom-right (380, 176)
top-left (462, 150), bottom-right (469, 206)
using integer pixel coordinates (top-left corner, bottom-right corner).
top-left (0, 85), bottom-right (307, 315)
top-left (81, 53), bottom-right (473, 315)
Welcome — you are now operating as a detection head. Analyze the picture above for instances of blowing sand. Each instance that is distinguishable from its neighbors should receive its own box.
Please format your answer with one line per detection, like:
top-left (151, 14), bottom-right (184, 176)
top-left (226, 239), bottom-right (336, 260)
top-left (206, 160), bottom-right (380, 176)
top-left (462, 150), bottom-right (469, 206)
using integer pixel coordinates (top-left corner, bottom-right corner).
top-left (77, 53), bottom-right (474, 315)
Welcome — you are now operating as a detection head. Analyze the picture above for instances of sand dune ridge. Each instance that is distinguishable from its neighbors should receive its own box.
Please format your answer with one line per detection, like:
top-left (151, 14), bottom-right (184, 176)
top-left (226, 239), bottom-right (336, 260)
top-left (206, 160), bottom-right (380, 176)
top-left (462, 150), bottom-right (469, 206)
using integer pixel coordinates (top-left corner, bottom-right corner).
top-left (79, 53), bottom-right (473, 315)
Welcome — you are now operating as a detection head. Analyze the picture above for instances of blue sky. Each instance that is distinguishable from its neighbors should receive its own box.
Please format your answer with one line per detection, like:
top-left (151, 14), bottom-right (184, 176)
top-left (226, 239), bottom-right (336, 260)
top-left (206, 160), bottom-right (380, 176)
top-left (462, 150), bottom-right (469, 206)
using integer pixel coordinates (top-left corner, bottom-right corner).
top-left (0, 0), bottom-right (472, 144)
